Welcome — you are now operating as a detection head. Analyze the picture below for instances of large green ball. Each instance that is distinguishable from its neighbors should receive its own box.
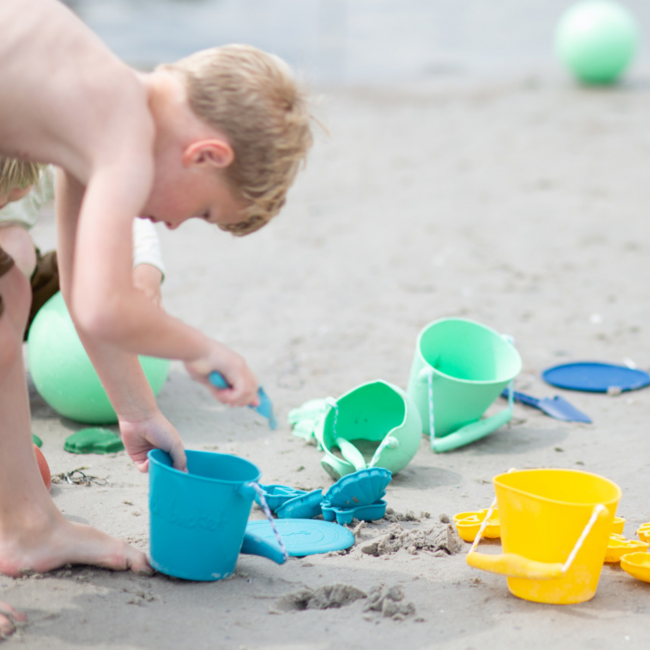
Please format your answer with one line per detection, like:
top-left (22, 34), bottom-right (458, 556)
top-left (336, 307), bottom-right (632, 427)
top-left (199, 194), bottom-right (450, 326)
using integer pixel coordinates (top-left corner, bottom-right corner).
top-left (27, 292), bottom-right (170, 424)
top-left (555, 1), bottom-right (639, 84)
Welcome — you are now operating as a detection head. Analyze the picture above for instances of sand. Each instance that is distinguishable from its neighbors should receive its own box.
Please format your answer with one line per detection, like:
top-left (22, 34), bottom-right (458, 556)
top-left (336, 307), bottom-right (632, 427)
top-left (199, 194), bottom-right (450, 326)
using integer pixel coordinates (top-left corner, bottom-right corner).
top-left (3, 72), bottom-right (650, 648)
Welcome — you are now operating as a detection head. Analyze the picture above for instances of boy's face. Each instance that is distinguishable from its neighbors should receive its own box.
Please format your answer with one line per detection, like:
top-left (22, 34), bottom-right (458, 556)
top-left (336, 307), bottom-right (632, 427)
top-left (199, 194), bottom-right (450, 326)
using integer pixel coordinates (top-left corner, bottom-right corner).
top-left (141, 166), bottom-right (246, 231)
top-left (0, 185), bottom-right (33, 210)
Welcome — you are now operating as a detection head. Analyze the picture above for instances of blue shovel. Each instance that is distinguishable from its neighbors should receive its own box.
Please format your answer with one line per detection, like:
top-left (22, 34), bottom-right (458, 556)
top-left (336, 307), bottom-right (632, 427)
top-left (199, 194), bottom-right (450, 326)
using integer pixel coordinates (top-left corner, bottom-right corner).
top-left (209, 372), bottom-right (278, 430)
top-left (501, 388), bottom-right (592, 424)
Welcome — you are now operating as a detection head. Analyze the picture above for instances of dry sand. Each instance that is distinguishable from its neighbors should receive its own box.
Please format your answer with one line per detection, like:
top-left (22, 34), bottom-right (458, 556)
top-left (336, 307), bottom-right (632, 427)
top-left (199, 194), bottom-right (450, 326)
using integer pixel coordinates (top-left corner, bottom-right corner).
top-left (4, 73), bottom-right (650, 649)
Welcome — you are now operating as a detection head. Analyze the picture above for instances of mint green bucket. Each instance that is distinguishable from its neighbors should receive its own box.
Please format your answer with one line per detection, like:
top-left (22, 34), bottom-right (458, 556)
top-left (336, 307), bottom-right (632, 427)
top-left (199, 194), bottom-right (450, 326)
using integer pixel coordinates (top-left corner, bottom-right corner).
top-left (316, 381), bottom-right (422, 479)
top-left (407, 318), bottom-right (522, 452)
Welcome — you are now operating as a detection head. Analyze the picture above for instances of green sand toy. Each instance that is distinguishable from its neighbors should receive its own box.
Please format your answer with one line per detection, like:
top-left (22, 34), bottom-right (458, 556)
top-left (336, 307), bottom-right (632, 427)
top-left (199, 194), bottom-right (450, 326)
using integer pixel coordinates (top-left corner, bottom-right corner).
top-left (407, 318), bottom-right (521, 452)
top-left (555, 1), bottom-right (639, 85)
top-left (28, 292), bottom-right (170, 425)
top-left (289, 380), bottom-right (422, 479)
top-left (64, 428), bottom-right (125, 454)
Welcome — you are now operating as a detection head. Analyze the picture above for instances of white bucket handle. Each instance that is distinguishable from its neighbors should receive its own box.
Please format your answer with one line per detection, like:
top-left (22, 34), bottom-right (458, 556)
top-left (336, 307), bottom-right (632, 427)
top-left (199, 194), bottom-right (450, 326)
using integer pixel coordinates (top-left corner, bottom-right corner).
top-left (249, 483), bottom-right (289, 561)
top-left (424, 367), bottom-right (514, 453)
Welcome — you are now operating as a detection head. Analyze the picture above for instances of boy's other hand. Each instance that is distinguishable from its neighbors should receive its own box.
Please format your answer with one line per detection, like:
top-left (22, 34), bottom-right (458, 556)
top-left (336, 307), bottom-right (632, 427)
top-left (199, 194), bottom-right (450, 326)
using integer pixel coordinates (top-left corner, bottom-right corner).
top-left (132, 263), bottom-right (163, 307)
top-left (119, 411), bottom-right (186, 473)
top-left (185, 343), bottom-right (260, 408)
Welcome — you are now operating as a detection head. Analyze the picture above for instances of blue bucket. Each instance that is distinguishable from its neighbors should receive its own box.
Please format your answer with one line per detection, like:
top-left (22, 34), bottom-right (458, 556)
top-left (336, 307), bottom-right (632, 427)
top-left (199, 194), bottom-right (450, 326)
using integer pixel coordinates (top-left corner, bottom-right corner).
top-left (148, 449), bottom-right (284, 581)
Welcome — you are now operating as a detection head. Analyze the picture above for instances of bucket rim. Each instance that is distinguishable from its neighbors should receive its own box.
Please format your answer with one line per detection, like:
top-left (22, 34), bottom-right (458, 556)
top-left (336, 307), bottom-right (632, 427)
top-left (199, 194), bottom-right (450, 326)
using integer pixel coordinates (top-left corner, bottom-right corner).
top-left (148, 448), bottom-right (261, 485)
top-left (336, 378), bottom-right (405, 401)
top-left (416, 317), bottom-right (522, 385)
top-left (335, 379), bottom-right (408, 422)
top-left (327, 379), bottom-right (409, 442)
top-left (493, 468), bottom-right (622, 508)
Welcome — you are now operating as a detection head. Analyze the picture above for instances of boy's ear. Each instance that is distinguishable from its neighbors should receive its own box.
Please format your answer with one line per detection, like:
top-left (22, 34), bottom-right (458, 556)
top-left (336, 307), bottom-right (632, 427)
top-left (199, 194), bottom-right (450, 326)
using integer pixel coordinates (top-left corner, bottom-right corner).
top-left (182, 140), bottom-right (234, 169)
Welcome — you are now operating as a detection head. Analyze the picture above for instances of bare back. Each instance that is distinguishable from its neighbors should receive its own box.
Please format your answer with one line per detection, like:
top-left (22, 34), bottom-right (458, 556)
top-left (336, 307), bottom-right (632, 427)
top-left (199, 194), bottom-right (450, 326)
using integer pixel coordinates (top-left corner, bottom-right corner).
top-left (0, 0), bottom-right (153, 185)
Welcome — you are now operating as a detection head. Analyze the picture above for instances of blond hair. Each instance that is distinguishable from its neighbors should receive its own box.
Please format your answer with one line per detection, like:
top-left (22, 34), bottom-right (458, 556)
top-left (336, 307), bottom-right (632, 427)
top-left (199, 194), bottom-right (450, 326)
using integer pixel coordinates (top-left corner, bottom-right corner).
top-left (162, 44), bottom-right (313, 235)
top-left (0, 156), bottom-right (41, 194)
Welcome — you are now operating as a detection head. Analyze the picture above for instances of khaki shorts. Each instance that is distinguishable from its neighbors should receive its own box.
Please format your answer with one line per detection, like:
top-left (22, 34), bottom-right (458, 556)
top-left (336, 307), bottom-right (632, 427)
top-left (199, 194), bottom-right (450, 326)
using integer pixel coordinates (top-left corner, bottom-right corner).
top-left (27, 248), bottom-right (59, 338)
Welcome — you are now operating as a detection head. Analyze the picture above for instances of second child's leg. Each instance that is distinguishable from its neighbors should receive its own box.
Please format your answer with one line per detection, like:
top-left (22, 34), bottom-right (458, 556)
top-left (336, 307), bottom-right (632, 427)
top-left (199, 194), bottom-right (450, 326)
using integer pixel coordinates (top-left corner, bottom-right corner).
top-left (0, 226), bottom-right (36, 278)
top-left (0, 225), bottom-right (60, 339)
top-left (0, 251), bottom-right (151, 629)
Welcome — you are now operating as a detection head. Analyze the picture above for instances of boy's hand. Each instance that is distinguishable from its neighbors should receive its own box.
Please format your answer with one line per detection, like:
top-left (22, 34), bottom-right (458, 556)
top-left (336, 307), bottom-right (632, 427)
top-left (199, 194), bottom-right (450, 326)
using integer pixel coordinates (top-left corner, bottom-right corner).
top-left (185, 343), bottom-right (259, 408)
top-left (132, 263), bottom-right (163, 307)
top-left (119, 411), bottom-right (186, 473)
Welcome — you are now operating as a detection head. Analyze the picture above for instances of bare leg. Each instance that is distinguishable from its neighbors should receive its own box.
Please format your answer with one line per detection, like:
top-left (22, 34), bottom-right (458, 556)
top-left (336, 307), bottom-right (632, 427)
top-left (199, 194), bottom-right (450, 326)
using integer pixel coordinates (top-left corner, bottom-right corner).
top-left (0, 261), bottom-right (151, 625)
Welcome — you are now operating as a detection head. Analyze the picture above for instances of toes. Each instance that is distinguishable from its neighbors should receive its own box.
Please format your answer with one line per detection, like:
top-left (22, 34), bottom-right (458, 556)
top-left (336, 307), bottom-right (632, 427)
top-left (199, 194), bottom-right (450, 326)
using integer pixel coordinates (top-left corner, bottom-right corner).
top-left (96, 538), bottom-right (152, 576)
top-left (0, 614), bottom-right (16, 641)
top-left (135, 565), bottom-right (155, 577)
top-left (125, 547), bottom-right (153, 576)
top-left (0, 601), bottom-right (25, 642)
top-left (0, 602), bottom-right (25, 624)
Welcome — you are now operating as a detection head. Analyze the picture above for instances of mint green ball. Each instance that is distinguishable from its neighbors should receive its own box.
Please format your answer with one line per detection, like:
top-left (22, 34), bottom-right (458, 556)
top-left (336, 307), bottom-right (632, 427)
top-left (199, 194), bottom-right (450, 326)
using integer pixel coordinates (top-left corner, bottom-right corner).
top-left (27, 292), bottom-right (170, 424)
top-left (555, 1), bottom-right (639, 84)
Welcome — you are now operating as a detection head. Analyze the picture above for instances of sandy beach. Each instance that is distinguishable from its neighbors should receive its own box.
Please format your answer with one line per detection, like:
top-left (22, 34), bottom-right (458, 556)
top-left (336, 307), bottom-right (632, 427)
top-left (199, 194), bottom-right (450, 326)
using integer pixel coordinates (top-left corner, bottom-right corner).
top-left (4, 26), bottom-right (650, 649)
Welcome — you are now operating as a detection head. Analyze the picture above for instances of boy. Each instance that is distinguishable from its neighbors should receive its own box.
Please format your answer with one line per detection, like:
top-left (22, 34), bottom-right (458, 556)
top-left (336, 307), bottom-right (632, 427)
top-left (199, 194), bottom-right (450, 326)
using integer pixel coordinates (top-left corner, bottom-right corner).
top-left (0, 161), bottom-right (167, 333)
top-left (0, 0), bottom-right (312, 637)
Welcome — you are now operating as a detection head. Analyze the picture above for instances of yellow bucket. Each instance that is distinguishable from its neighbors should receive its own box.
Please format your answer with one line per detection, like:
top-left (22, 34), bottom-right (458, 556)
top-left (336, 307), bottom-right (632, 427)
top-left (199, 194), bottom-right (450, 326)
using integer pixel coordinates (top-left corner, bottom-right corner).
top-left (467, 468), bottom-right (621, 604)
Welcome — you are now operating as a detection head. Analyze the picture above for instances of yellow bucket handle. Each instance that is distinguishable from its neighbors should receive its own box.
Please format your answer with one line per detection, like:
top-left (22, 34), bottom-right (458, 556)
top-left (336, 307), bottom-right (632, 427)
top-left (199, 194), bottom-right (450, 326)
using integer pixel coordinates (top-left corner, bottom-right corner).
top-left (467, 495), bottom-right (608, 580)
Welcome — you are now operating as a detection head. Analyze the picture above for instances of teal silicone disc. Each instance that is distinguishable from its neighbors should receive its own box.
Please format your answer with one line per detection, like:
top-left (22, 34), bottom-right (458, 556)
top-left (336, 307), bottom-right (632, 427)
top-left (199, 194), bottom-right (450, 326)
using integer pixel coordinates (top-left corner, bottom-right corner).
top-left (64, 427), bottom-right (125, 454)
top-left (245, 519), bottom-right (355, 556)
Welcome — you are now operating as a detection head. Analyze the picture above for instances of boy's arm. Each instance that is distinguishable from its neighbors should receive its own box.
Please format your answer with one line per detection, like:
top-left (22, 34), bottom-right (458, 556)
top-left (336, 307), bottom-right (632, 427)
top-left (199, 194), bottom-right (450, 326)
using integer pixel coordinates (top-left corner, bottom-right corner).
top-left (66, 161), bottom-right (258, 406)
top-left (55, 169), bottom-right (186, 471)
top-left (66, 164), bottom-right (258, 405)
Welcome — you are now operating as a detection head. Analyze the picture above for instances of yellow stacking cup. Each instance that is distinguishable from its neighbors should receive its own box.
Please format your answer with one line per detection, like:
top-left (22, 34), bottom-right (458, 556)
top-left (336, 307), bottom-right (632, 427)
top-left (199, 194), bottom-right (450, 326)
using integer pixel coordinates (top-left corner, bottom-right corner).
top-left (467, 468), bottom-right (621, 604)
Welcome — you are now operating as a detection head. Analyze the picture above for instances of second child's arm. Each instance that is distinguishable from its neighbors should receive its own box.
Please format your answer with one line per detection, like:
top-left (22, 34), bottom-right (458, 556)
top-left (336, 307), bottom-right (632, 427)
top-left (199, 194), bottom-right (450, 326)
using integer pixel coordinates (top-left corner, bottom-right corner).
top-left (132, 218), bottom-right (165, 306)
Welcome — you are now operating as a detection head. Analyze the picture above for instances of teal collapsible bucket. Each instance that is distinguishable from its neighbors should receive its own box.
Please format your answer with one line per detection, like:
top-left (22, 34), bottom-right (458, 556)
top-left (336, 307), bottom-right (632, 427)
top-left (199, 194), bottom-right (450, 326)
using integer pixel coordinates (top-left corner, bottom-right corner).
top-left (148, 449), bottom-right (284, 581)
top-left (407, 318), bottom-right (521, 452)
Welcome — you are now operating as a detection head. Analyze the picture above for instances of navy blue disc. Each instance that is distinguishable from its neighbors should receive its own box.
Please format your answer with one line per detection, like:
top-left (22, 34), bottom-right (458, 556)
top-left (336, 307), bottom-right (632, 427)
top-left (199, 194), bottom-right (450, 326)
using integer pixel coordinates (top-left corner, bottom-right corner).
top-left (542, 362), bottom-right (650, 393)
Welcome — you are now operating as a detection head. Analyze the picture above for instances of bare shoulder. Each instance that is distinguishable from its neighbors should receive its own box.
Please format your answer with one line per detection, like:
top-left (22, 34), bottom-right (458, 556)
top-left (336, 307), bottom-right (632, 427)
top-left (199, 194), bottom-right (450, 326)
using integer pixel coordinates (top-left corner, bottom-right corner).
top-left (0, 0), bottom-right (154, 183)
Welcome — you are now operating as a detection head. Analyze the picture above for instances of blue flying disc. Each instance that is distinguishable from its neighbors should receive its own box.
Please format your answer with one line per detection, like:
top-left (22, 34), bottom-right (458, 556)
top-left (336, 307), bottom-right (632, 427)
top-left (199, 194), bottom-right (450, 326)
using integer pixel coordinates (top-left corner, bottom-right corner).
top-left (542, 362), bottom-right (650, 393)
top-left (245, 519), bottom-right (355, 557)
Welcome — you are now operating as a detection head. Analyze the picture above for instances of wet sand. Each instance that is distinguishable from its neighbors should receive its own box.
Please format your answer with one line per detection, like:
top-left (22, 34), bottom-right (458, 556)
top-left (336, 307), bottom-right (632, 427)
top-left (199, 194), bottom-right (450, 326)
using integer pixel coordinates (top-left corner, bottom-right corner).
top-left (5, 71), bottom-right (650, 648)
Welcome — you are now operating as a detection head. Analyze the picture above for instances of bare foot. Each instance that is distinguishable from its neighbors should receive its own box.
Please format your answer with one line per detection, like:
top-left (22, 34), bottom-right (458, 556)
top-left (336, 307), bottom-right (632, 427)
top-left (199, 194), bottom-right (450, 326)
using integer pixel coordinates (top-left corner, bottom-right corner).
top-left (0, 509), bottom-right (152, 578)
top-left (0, 600), bottom-right (26, 642)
